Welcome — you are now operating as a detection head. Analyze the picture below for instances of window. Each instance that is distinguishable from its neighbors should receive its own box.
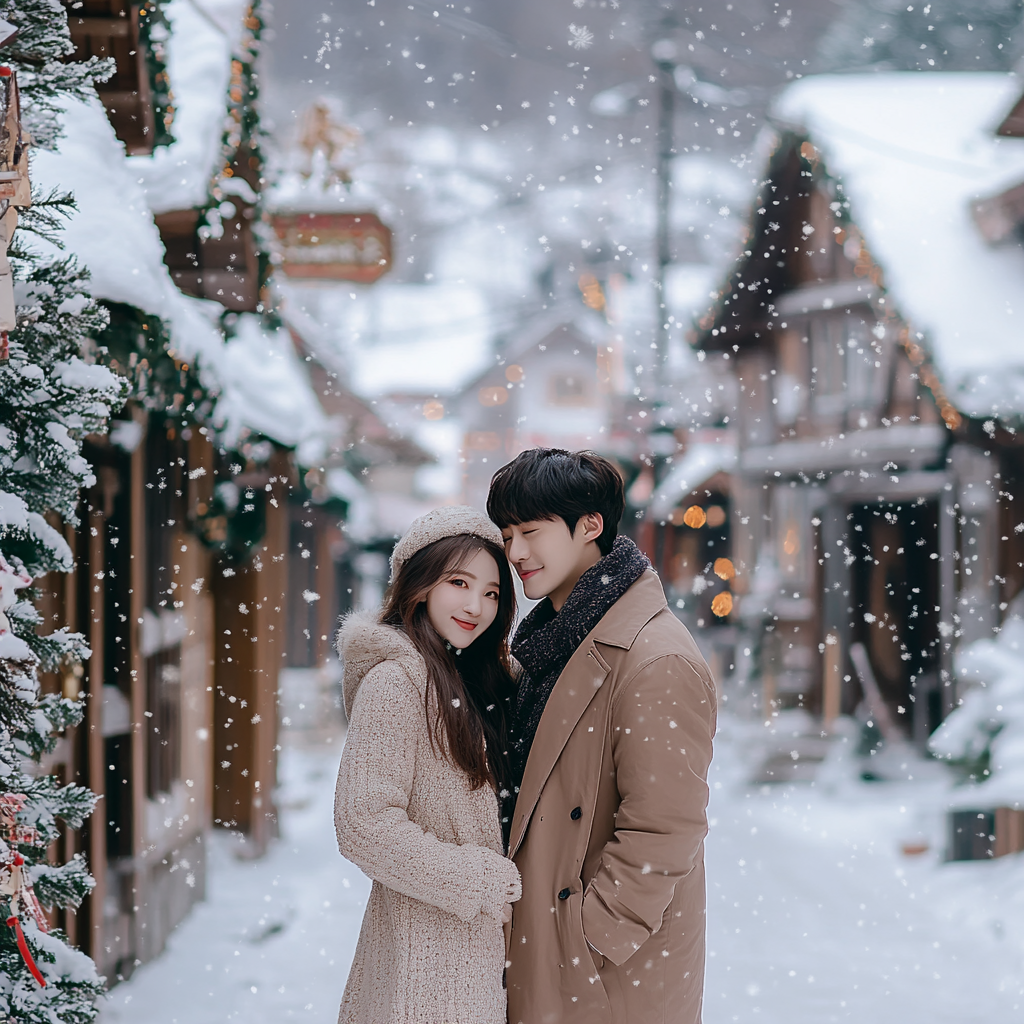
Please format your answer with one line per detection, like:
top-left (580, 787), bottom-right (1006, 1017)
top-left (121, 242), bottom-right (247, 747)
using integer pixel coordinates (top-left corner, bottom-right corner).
top-left (146, 650), bottom-right (181, 799)
top-left (548, 372), bottom-right (592, 407)
top-left (810, 318), bottom-right (845, 403)
top-left (845, 319), bottom-right (878, 410)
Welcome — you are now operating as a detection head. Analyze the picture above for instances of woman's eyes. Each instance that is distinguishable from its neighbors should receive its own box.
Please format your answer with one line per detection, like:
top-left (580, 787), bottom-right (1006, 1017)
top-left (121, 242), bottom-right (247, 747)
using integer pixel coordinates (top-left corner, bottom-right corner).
top-left (448, 578), bottom-right (498, 599)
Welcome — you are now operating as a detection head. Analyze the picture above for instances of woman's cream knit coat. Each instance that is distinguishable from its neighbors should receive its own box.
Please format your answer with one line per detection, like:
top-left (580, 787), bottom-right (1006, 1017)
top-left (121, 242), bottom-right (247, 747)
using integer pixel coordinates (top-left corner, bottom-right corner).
top-left (334, 612), bottom-right (521, 1024)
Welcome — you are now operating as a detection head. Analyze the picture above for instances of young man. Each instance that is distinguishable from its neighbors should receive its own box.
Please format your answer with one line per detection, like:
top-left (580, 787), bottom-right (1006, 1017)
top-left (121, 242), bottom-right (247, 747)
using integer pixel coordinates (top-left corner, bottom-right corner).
top-left (487, 448), bottom-right (716, 1024)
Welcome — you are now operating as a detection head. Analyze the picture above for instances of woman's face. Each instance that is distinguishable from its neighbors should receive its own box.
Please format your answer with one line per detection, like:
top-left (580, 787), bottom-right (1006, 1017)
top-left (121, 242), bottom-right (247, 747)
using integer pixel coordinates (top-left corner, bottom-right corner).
top-left (425, 547), bottom-right (501, 650)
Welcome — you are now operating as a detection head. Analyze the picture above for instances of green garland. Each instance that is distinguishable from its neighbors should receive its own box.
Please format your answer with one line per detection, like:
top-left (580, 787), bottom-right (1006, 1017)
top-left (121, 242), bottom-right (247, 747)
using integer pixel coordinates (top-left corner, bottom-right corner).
top-left (137, 0), bottom-right (175, 149)
top-left (95, 301), bottom-right (214, 425)
top-left (198, 0), bottom-right (277, 316)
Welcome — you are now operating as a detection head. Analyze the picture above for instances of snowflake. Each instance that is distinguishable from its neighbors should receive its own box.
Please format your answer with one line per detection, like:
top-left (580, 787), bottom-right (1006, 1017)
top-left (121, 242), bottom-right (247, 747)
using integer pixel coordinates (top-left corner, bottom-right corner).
top-left (573, 0), bottom-right (585, 6)
top-left (568, 23), bottom-right (594, 49)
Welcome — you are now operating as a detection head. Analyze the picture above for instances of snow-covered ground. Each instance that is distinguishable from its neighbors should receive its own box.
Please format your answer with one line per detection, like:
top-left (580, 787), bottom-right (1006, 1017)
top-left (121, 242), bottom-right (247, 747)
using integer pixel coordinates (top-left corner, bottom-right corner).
top-left (99, 734), bottom-right (369, 1024)
top-left (705, 714), bottom-right (1024, 1023)
top-left (101, 718), bottom-right (1024, 1024)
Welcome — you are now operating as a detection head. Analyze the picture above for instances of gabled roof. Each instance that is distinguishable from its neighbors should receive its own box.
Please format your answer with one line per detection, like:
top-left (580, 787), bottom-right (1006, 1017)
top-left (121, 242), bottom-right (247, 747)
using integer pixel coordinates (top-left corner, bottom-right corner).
top-left (649, 440), bottom-right (737, 520)
top-left (456, 303), bottom-right (609, 398)
top-left (698, 73), bottom-right (1024, 422)
top-left (772, 73), bottom-right (1024, 419)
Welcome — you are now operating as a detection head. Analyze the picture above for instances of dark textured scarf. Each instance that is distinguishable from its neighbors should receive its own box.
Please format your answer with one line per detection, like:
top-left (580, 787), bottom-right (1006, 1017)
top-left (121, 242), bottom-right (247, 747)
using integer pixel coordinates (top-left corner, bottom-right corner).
top-left (502, 535), bottom-right (649, 846)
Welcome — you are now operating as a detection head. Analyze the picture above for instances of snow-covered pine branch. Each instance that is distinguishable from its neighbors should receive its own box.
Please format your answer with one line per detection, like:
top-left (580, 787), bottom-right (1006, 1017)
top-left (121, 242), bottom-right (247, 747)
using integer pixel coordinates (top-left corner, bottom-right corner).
top-left (0, 2), bottom-right (130, 1019)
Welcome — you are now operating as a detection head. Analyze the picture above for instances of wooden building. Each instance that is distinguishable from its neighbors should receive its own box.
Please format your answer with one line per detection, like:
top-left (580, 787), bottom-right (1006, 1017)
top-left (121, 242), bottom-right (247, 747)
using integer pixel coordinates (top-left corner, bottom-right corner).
top-left (35, 407), bottom-right (296, 981)
top-left (695, 73), bottom-right (1024, 743)
top-left (645, 430), bottom-right (738, 627)
top-left (455, 308), bottom-right (617, 510)
top-left (32, 0), bottom-right (315, 981)
top-left (63, 0), bottom-right (163, 155)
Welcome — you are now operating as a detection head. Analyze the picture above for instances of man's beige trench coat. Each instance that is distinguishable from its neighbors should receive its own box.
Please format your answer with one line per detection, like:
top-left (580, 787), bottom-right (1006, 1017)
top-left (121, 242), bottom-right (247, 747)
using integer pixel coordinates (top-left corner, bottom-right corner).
top-left (505, 569), bottom-right (717, 1024)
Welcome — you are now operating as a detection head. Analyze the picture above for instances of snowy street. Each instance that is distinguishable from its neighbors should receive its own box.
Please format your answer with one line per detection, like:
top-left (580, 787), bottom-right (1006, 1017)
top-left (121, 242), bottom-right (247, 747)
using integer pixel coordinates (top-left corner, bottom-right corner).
top-left (100, 720), bottom-right (1024, 1024)
top-left (99, 733), bottom-right (368, 1024)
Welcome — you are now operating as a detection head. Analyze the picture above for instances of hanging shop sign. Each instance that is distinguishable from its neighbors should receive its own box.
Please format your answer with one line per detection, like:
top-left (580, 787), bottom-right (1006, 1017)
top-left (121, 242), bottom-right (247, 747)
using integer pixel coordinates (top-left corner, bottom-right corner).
top-left (271, 211), bottom-right (392, 283)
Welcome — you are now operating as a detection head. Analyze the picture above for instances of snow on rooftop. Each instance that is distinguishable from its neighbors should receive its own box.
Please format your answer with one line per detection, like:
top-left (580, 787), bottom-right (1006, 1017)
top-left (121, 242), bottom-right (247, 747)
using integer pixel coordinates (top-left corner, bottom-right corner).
top-left (214, 315), bottom-right (329, 457)
top-left (774, 73), bottom-right (1024, 416)
top-left (31, 94), bottom-right (325, 455)
top-left (287, 282), bottom-right (494, 398)
top-left (127, 0), bottom-right (250, 215)
top-left (649, 440), bottom-right (738, 521)
top-left (30, 96), bottom-right (185, 321)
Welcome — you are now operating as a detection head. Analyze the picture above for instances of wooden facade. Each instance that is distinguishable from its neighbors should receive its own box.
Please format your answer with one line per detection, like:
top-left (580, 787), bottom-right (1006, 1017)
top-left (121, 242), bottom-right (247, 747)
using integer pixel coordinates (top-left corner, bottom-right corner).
top-left (155, 205), bottom-right (261, 313)
top-left (34, 409), bottom-right (294, 979)
top-left (63, 0), bottom-right (158, 155)
top-left (455, 311), bottom-right (615, 510)
top-left (695, 135), bottom-right (1009, 743)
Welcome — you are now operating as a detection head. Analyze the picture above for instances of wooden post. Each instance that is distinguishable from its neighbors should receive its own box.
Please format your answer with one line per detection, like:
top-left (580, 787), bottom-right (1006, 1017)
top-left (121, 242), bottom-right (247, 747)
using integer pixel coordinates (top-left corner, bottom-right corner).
top-left (86, 503), bottom-right (107, 961)
top-left (762, 668), bottom-right (776, 723)
top-left (938, 486), bottom-right (958, 717)
top-left (129, 409), bottom-right (147, 941)
top-left (61, 523), bottom-right (79, 947)
top-left (994, 807), bottom-right (1024, 857)
top-left (823, 633), bottom-right (842, 731)
top-left (213, 451), bottom-right (290, 853)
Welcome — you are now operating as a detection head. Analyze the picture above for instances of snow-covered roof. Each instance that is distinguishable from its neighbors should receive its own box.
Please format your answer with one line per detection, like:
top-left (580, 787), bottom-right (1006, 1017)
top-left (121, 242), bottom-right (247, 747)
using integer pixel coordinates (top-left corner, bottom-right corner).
top-left (127, 0), bottom-right (250, 214)
top-left (30, 94), bottom-right (325, 455)
top-left (773, 73), bottom-right (1024, 418)
top-left (213, 315), bottom-right (329, 459)
top-left (648, 441), bottom-right (738, 521)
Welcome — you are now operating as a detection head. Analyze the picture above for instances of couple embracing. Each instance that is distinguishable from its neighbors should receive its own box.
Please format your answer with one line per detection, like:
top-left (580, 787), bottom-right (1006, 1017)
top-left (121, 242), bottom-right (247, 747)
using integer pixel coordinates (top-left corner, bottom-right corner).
top-left (334, 448), bottom-right (717, 1024)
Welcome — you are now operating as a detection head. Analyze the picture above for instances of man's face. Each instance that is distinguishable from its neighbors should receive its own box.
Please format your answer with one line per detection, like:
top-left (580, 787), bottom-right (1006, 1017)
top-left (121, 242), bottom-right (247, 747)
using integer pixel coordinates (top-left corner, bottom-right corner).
top-left (500, 514), bottom-right (603, 611)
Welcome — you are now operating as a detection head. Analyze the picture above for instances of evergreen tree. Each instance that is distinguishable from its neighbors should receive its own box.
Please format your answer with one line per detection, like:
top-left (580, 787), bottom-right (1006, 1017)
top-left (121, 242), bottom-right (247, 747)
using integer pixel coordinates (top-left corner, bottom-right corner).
top-left (0, 1), bottom-right (127, 1019)
top-left (818, 0), bottom-right (1024, 73)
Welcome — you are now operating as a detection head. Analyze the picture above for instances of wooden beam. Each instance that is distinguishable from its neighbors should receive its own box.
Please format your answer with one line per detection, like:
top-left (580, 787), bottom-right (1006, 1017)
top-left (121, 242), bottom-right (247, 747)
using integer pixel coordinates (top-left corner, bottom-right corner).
top-left (67, 17), bottom-right (131, 37)
top-left (129, 409), bottom-right (147, 956)
top-left (86, 503), bottom-right (107, 961)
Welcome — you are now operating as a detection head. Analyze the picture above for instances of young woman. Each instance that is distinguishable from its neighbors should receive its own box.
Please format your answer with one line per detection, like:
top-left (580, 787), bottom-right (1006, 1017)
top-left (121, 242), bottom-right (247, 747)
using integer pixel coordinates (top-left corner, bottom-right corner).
top-left (334, 506), bottom-right (520, 1024)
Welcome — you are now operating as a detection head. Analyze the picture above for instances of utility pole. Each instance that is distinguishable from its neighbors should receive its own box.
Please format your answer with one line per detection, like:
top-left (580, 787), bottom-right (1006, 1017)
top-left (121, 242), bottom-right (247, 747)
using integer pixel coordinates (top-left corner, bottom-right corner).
top-left (651, 36), bottom-right (678, 391)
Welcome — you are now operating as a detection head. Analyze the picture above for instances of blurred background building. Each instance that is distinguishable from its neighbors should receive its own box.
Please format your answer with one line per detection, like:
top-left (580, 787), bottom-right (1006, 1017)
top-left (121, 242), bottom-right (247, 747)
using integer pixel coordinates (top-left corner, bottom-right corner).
top-left (39, 0), bottom-right (1024, 991)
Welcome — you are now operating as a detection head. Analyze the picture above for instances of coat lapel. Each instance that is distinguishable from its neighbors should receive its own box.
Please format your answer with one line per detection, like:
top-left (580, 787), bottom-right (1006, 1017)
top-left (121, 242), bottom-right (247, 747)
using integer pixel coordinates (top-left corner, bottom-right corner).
top-left (509, 570), bottom-right (669, 857)
top-left (509, 640), bottom-right (608, 857)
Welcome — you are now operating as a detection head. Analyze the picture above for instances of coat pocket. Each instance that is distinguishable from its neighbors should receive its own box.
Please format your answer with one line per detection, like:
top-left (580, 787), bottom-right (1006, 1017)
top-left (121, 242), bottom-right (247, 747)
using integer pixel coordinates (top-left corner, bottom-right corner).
top-left (556, 888), bottom-right (611, 1017)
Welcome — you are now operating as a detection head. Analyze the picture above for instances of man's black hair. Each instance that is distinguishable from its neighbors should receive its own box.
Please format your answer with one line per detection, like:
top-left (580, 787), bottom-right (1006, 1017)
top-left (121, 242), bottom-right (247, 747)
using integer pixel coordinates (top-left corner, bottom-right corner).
top-left (486, 448), bottom-right (625, 556)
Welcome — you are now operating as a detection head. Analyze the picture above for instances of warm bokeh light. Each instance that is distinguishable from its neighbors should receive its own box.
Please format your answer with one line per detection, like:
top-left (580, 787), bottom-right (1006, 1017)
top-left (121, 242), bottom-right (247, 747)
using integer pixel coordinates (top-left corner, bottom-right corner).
top-left (422, 399), bottom-right (445, 420)
top-left (578, 272), bottom-right (606, 312)
top-left (711, 591), bottom-right (733, 618)
top-left (782, 525), bottom-right (799, 556)
top-left (478, 386), bottom-right (509, 406)
top-left (683, 505), bottom-right (707, 529)
top-left (706, 504), bottom-right (726, 528)
top-left (713, 557), bottom-right (735, 580)
top-left (505, 364), bottom-right (524, 382)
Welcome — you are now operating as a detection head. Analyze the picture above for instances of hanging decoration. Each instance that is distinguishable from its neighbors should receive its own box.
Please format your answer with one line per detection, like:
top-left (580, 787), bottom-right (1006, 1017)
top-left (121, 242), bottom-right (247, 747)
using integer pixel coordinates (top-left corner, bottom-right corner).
top-left (0, 795), bottom-right (48, 987)
top-left (0, 60), bottom-right (29, 361)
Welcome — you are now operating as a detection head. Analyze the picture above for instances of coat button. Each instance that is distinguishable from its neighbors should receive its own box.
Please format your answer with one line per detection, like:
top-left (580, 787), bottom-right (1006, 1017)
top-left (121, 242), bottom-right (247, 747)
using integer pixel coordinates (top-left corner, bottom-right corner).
top-left (558, 888), bottom-right (571, 901)
top-left (570, 807), bottom-right (582, 820)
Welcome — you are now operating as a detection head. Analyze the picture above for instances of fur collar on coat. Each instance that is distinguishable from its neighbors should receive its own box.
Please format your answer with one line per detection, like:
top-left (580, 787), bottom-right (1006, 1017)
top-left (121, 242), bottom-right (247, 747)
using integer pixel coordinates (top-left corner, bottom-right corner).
top-left (336, 611), bottom-right (426, 718)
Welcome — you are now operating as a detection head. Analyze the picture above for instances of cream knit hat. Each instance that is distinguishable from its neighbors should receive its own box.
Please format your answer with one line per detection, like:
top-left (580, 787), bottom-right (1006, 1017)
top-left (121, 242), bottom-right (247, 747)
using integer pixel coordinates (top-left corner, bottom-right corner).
top-left (390, 506), bottom-right (504, 583)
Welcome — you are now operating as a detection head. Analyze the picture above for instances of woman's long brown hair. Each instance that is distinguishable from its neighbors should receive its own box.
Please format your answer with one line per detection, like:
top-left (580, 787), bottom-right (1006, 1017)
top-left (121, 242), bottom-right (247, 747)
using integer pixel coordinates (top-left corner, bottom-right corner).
top-left (380, 533), bottom-right (516, 794)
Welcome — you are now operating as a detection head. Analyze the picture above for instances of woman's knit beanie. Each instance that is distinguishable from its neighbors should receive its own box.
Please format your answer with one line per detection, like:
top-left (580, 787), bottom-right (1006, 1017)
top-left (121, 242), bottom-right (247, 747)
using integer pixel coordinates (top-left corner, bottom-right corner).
top-left (390, 506), bottom-right (504, 583)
